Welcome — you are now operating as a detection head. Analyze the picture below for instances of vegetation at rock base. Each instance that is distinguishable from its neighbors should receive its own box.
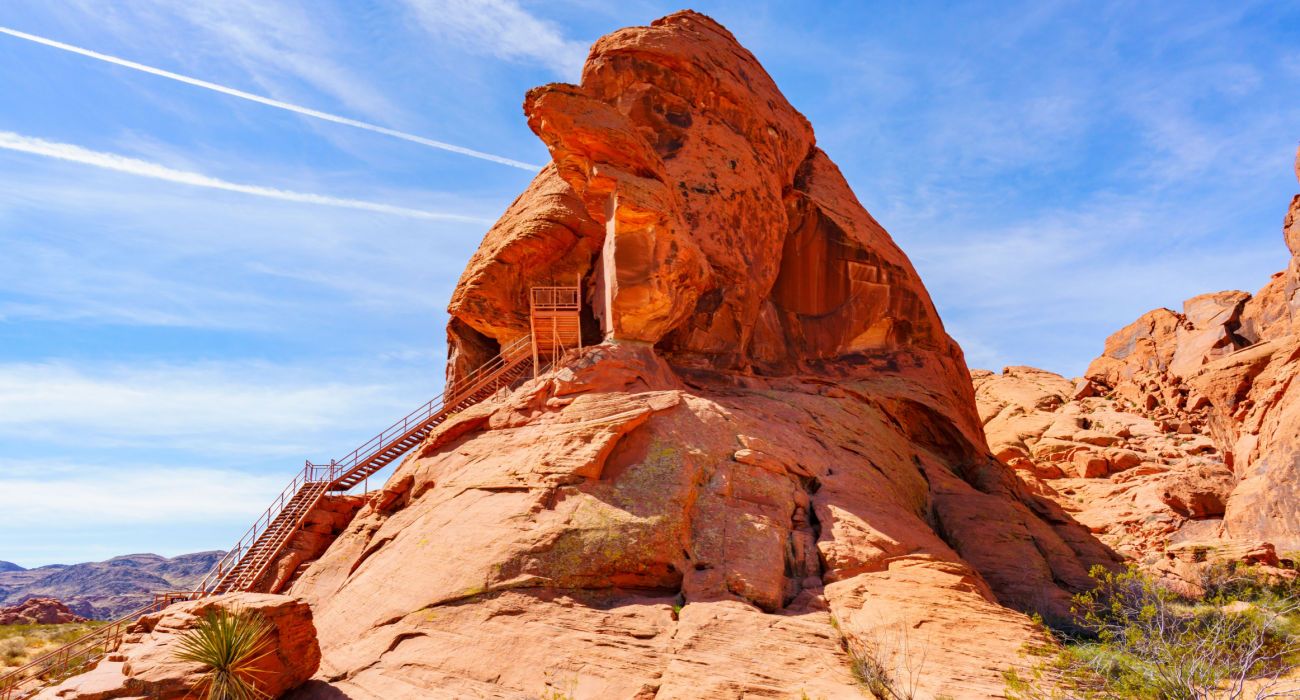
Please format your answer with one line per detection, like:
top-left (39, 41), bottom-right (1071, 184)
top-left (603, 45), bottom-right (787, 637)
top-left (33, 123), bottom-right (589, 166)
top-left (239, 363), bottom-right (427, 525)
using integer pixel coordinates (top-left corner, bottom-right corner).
top-left (173, 608), bottom-right (274, 700)
top-left (0, 621), bottom-right (105, 670)
top-left (538, 671), bottom-right (578, 700)
top-left (831, 615), bottom-right (935, 700)
top-left (1006, 564), bottom-right (1300, 699)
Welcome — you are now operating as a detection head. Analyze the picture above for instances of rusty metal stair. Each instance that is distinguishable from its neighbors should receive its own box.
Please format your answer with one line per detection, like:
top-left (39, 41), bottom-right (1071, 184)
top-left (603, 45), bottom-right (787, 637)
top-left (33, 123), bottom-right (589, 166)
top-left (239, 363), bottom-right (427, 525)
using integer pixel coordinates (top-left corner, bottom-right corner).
top-left (195, 334), bottom-right (538, 598)
top-left (208, 481), bottom-right (329, 594)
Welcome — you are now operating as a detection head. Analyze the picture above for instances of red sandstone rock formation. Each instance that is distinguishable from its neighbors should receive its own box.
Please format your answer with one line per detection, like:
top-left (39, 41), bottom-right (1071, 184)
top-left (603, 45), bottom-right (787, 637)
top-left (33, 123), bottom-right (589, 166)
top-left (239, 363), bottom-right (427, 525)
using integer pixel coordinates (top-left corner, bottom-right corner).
top-left (34, 593), bottom-right (319, 700)
top-left (1086, 148), bottom-right (1300, 555)
top-left (286, 12), bottom-right (1116, 699)
top-left (976, 146), bottom-right (1300, 590)
top-left (0, 598), bottom-right (86, 625)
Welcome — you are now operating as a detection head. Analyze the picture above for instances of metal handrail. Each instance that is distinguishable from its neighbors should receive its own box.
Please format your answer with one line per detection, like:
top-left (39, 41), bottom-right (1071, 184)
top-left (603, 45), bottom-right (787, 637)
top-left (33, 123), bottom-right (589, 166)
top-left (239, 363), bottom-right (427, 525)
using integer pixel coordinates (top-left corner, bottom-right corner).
top-left (196, 334), bottom-right (534, 596)
top-left (1, 326), bottom-right (563, 700)
top-left (194, 464), bottom-right (313, 594)
top-left (531, 286), bottom-right (580, 310)
top-left (225, 482), bottom-right (329, 593)
top-left (309, 335), bottom-right (532, 481)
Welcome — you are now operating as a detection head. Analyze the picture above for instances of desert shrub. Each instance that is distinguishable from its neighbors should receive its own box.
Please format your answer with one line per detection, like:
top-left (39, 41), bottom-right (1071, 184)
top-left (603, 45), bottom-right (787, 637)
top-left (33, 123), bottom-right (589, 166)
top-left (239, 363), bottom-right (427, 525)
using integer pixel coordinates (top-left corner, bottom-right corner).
top-left (1201, 561), bottom-right (1300, 605)
top-left (0, 622), bottom-right (104, 669)
top-left (536, 669), bottom-right (579, 700)
top-left (173, 608), bottom-right (273, 700)
top-left (1006, 565), bottom-right (1300, 700)
top-left (831, 617), bottom-right (929, 700)
top-left (1, 637), bottom-right (25, 665)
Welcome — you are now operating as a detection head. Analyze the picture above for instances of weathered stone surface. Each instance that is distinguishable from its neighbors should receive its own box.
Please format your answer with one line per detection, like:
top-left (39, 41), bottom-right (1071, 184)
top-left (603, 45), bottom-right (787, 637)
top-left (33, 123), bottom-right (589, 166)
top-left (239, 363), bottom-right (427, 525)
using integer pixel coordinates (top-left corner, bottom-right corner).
top-left (975, 363), bottom-right (1245, 566)
top-left (34, 594), bottom-right (319, 700)
top-left (290, 341), bottom-right (1106, 698)
top-left (450, 10), bottom-right (961, 382)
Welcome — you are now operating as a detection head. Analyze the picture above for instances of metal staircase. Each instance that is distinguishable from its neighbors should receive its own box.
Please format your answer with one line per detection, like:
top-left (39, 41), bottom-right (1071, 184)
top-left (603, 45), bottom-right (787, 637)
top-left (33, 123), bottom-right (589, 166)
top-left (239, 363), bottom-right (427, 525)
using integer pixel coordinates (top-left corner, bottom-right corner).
top-left (530, 285), bottom-right (582, 376)
top-left (0, 286), bottom-right (584, 700)
top-left (195, 333), bottom-right (537, 598)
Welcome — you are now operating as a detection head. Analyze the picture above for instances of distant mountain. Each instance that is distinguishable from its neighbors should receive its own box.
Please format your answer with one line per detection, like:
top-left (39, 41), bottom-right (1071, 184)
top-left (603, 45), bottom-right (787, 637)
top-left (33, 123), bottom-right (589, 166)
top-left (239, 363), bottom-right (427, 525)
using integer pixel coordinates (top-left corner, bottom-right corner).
top-left (0, 561), bottom-right (24, 573)
top-left (0, 551), bottom-right (223, 619)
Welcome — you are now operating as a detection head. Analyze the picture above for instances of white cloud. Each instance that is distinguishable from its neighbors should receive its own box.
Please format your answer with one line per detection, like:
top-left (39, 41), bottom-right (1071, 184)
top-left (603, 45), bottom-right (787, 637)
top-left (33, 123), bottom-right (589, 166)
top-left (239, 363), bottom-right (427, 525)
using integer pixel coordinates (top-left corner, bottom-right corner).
top-left (0, 154), bottom-right (485, 333)
top-left (904, 189), bottom-right (1286, 375)
top-left (0, 22), bottom-right (539, 170)
top-left (0, 461), bottom-right (288, 525)
top-left (0, 130), bottom-right (492, 222)
top-left (0, 361), bottom-right (419, 455)
top-left (402, 0), bottom-right (588, 80)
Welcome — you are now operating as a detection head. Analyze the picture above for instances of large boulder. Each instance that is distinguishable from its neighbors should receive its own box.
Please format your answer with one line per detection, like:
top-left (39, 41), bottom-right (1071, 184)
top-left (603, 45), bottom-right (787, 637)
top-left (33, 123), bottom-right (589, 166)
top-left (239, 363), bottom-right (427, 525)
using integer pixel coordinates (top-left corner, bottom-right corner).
top-left (34, 593), bottom-right (319, 700)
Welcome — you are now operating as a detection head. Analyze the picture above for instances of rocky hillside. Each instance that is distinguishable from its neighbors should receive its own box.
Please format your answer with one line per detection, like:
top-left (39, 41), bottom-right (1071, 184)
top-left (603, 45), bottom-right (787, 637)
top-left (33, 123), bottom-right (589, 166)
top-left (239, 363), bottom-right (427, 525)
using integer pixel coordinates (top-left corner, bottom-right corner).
top-left (285, 11), bottom-right (1117, 699)
top-left (0, 552), bottom-right (223, 620)
top-left (974, 146), bottom-right (1300, 592)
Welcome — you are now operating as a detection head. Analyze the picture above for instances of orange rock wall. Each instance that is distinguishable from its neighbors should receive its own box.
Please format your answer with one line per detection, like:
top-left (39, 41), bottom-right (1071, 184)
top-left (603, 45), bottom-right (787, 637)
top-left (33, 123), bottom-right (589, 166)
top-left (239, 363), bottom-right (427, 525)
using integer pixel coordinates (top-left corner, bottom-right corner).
top-left (978, 147), bottom-right (1300, 576)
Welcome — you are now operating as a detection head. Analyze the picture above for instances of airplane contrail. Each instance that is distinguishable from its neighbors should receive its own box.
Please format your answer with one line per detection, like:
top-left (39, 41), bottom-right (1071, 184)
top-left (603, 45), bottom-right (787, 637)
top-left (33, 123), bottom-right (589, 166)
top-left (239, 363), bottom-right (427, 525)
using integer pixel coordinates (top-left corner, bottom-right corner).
top-left (0, 131), bottom-right (495, 224)
top-left (0, 25), bottom-right (542, 172)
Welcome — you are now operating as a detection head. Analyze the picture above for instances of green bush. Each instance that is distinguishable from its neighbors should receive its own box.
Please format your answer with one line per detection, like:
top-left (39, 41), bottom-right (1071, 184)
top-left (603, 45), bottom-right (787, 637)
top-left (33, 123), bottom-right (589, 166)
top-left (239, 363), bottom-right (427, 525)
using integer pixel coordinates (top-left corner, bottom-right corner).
top-left (173, 608), bottom-right (273, 700)
top-left (1006, 565), bottom-right (1300, 700)
top-left (1200, 561), bottom-right (1299, 604)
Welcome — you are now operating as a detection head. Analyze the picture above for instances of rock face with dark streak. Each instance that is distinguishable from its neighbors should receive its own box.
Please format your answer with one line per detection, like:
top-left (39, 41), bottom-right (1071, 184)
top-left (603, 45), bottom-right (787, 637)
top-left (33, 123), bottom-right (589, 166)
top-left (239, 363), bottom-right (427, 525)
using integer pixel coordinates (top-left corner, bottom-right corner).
top-left (288, 11), bottom-right (1116, 699)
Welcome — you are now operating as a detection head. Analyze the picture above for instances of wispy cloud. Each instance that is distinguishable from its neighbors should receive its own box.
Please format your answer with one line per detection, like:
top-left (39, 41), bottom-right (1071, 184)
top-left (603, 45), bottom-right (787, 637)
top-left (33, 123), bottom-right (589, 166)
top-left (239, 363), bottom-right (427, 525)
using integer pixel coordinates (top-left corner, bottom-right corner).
top-left (0, 130), bottom-right (493, 223)
top-left (0, 155), bottom-right (483, 334)
top-left (0, 459), bottom-right (297, 567)
top-left (0, 461), bottom-right (288, 525)
top-left (402, 0), bottom-right (589, 80)
top-left (0, 24), bottom-right (541, 171)
top-left (0, 361), bottom-right (416, 455)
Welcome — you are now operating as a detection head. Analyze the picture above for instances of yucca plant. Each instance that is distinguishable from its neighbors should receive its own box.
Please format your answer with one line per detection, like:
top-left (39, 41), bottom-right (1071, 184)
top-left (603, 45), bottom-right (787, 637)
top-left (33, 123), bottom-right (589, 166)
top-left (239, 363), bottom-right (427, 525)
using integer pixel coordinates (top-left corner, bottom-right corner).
top-left (173, 608), bottom-right (273, 700)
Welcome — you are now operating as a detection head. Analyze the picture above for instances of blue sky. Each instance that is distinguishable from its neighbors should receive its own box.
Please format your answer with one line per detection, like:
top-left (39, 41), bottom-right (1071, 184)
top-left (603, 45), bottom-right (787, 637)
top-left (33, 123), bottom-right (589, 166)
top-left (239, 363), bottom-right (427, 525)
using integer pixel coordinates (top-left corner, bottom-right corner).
top-left (1, 1), bottom-right (1298, 567)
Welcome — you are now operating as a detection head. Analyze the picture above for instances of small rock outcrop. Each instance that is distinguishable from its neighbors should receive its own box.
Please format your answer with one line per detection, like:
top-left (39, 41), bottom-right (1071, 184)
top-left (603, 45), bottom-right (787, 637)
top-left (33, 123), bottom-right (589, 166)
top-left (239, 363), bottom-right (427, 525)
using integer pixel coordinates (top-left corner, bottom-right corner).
top-left (287, 11), bottom-right (1117, 698)
top-left (0, 598), bottom-right (86, 625)
top-left (34, 593), bottom-right (320, 700)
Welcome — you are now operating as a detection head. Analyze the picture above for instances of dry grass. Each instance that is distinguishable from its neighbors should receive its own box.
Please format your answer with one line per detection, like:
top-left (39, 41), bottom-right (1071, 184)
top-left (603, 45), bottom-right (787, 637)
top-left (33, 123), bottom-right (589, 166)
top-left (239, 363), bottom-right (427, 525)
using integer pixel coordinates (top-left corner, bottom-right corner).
top-left (0, 622), bottom-right (106, 671)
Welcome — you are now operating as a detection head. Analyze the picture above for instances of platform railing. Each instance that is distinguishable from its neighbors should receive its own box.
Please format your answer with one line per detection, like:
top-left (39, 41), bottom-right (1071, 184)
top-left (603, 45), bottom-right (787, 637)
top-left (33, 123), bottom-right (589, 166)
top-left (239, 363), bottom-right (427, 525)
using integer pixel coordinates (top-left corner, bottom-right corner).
top-left (531, 286), bottom-right (580, 310)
